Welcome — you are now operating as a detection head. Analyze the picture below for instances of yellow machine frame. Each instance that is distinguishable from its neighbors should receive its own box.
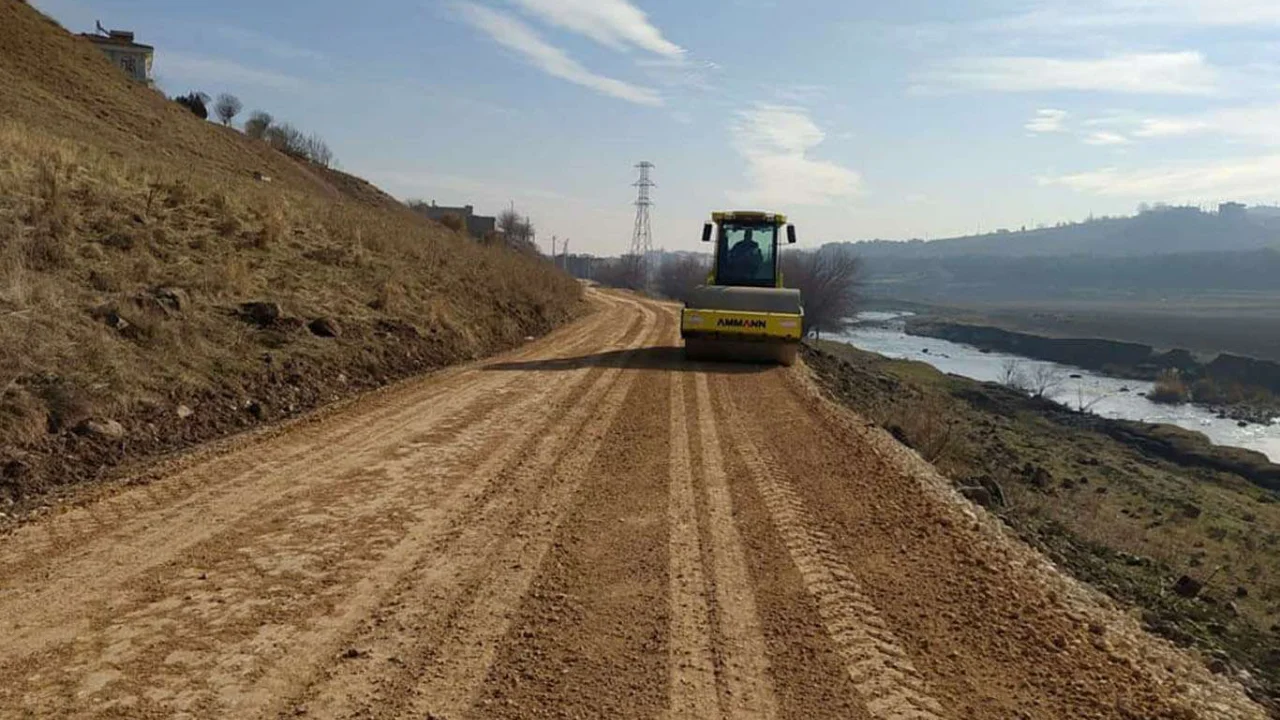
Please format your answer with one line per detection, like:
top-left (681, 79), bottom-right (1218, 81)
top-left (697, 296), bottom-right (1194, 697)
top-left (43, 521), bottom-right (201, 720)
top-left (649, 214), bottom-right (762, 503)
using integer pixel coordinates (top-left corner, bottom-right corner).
top-left (679, 211), bottom-right (804, 364)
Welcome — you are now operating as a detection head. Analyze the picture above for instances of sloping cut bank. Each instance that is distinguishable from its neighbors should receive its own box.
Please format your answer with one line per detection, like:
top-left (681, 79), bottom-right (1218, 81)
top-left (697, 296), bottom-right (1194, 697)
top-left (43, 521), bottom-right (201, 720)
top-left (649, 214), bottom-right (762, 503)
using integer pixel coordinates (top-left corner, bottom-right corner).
top-left (803, 341), bottom-right (1280, 711)
top-left (0, 0), bottom-right (583, 514)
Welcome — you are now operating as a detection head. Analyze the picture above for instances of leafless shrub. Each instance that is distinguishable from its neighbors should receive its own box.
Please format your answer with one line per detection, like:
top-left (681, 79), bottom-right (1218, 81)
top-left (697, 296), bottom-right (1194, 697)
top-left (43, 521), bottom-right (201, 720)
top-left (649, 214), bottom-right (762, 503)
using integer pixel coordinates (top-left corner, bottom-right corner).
top-left (655, 254), bottom-right (710, 303)
top-left (1074, 386), bottom-right (1112, 413)
top-left (1000, 358), bottom-right (1027, 390)
top-left (244, 110), bottom-right (273, 140)
top-left (264, 122), bottom-right (306, 156)
top-left (781, 246), bottom-right (861, 337)
top-left (214, 93), bottom-right (242, 126)
top-left (1027, 363), bottom-right (1066, 399)
top-left (302, 133), bottom-right (333, 168)
top-left (591, 256), bottom-right (639, 290)
top-left (880, 393), bottom-right (961, 467)
top-left (1000, 359), bottom-right (1065, 398)
top-left (496, 205), bottom-right (538, 255)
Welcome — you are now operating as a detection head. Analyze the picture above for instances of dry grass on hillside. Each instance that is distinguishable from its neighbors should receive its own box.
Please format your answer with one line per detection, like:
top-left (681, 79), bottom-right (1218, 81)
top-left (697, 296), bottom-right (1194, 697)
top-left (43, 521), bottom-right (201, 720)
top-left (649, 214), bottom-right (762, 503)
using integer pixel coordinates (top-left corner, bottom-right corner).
top-left (0, 0), bottom-right (583, 514)
top-left (0, 121), bottom-right (581, 503)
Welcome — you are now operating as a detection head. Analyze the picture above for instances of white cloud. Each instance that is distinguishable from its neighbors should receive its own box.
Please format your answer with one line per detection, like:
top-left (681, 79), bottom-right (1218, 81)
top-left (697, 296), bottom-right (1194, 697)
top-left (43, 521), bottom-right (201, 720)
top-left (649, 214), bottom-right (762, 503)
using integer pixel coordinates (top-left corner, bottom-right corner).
top-left (1131, 105), bottom-right (1280, 144)
top-left (998, 0), bottom-right (1280, 32)
top-left (1039, 155), bottom-right (1280, 200)
top-left (917, 52), bottom-right (1220, 95)
top-left (1026, 108), bottom-right (1068, 133)
top-left (1133, 117), bottom-right (1213, 138)
top-left (158, 52), bottom-right (310, 91)
top-left (456, 3), bottom-right (661, 106)
top-left (1082, 130), bottom-right (1131, 146)
top-left (507, 0), bottom-right (683, 57)
top-left (729, 104), bottom-right (862, 207)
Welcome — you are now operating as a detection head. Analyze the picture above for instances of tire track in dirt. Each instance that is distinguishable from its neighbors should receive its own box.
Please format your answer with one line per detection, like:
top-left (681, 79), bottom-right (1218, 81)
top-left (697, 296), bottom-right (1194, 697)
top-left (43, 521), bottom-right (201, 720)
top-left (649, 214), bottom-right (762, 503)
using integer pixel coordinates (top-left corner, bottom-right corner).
top-left (764, 366), bottom-right (1271, 720)
top-left (3, 319), bottom-right (648, 716)
top-left (0, 294), bottom-right (623, 585)
top-left (664, 371), bottom-right (720, 720)
top-left (404, 305), bottom-right (666, 720)
top-left (0, 294), bottom-right (655, 717)
top-left (3, 290), bottom-right (1269, 720)
top-left (461, 303), bottom-right (679, 720)
top-left (0, 292), bottom-right (628, 578)
top-left (0, 300), bottom-right (641, 668)
top-left (691, 372), bottom-right (780, 720)
top-left (262, 301), bottom-right (665, 719)
top-left (714, 377), bottom-right (946, 720)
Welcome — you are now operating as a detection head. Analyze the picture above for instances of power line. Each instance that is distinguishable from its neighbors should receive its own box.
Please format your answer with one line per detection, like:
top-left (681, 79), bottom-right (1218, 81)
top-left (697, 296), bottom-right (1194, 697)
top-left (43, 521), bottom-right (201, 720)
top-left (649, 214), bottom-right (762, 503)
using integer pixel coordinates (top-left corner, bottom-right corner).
top-left (628, 161), bottom-right (654, 289)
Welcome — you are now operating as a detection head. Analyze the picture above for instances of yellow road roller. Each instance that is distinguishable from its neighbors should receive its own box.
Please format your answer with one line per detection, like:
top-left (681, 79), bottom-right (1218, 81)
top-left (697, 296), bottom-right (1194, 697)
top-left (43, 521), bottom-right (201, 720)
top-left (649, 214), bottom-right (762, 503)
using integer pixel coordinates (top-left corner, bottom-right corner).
top-left (680, 211), bottom-right (803, 365)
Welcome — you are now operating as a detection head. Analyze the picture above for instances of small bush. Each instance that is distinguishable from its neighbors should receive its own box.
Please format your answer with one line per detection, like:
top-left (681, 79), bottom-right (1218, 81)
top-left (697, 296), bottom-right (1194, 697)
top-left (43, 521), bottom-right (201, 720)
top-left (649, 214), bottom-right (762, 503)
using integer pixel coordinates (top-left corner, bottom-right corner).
top-left (259, 119), bottom-right (336, 167)
top-left (438, 213), bottom-right (466, 234)
top-left (879, 392), bottom-right (962, 468)
top-left (1190, 378), bottom-right (1224, 404)
top-left (174, 92), bottom-right (210, 120)
top-left (253, 204), bottom-right (288, 249)
top-left (1150, 369), bottom-right (1189, 404)
top-left (244, 110), bottom-right (273, 140)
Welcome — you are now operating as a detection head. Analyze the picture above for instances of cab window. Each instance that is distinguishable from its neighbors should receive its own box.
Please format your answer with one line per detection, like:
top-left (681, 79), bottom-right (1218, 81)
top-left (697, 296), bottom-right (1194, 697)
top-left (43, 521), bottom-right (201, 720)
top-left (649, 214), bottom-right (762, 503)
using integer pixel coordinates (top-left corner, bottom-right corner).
top-left (717, 223), bottom-right (776, 287)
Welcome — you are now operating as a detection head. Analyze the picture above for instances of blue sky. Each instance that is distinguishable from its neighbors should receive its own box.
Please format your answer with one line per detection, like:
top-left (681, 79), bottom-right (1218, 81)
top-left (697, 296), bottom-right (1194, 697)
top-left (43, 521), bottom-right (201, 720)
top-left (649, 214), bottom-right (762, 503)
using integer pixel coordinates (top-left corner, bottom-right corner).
top-left (31, 0), bottom-right (1280, 254)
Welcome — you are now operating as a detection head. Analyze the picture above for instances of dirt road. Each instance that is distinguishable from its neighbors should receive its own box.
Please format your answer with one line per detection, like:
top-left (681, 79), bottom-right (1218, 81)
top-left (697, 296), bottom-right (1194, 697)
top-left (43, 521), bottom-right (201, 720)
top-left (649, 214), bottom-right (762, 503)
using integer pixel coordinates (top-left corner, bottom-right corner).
top-left (0, 290), bottom-right (1267, 719)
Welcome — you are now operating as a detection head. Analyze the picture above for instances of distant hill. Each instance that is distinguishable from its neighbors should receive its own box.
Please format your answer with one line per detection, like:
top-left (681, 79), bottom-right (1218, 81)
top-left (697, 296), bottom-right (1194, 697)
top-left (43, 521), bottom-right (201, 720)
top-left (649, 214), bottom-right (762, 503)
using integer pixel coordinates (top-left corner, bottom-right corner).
top-left (860, 248), bottom-right (1280, 303)
top-left (848, 205), bottom-right (1280, 259)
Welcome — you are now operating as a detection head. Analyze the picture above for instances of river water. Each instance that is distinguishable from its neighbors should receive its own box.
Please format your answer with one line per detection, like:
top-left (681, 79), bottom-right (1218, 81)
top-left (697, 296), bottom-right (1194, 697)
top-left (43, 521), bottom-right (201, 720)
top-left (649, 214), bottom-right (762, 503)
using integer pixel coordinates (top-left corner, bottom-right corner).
top-left (834, 312), bottom-right (1280, 463)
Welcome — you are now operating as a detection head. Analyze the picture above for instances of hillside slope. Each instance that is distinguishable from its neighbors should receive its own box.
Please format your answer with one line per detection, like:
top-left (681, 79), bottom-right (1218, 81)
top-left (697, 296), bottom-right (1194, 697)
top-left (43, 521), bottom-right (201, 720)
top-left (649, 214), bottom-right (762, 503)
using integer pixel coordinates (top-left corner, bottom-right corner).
top-left (0, 0), bottom-right (582, 508)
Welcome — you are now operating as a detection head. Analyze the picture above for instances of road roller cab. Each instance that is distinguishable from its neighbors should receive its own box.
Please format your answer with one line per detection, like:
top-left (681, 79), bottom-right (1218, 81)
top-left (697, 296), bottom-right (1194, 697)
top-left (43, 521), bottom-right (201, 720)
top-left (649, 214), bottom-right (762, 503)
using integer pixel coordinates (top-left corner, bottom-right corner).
top-left (680, 211), bottom-right (804, 366)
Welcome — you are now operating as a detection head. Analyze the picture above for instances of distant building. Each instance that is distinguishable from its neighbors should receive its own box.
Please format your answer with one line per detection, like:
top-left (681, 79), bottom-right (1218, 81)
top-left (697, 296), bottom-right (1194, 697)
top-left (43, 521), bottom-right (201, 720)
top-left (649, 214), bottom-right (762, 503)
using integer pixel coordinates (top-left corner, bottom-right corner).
top-left (413, 202), bottom-right (497, 238)
top-left (1219, 201), bottom-right (1247, 222)
top-left (80, 24), bottom-right (154, 84)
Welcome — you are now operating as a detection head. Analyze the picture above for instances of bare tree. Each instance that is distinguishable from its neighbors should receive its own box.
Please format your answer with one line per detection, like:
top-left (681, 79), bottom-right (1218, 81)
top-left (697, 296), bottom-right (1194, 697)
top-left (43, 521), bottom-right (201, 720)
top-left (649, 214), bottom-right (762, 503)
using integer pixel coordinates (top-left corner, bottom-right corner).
top-left (1000, 358), bottom-right (1028, 391)
top-left (496, 205), bottom-right (537, 254)
top-left (590, 255), bottom-right (645, 289)
top-left (656, 254), bottom-right (710, 304)
top-left (1074, 386), bottom-right (1111, 413)
top-left (302, 132), bottom-right (334, 167)
top-left (245, 110), bottom-right (273, 139)
top-left (214, 93), bottom-right (243, 126)
top-left (781, 246), bottom-right (861, 337)
top-left (265, 122), bottom-right (307, 155)
top-left (1027, 364), bottom-right (1066, 399)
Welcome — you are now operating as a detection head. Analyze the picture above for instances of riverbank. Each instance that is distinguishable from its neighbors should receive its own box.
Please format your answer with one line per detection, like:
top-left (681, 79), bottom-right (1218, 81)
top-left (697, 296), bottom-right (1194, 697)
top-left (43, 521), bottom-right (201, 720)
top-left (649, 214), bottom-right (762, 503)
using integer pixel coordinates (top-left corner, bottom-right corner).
top-left (805, 340), bottom-right (1280, 710)
top-left (908, 319), bottom-right (1280, 425)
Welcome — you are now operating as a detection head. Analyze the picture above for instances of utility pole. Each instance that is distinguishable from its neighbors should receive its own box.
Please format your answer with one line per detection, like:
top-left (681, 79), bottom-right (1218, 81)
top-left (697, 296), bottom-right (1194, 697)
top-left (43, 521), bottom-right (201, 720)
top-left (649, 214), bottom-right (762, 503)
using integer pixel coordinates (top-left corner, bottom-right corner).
top-left (561, 238), bottom-right (570, 273)
top-left (628, 161), bottom-right (655, 290)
